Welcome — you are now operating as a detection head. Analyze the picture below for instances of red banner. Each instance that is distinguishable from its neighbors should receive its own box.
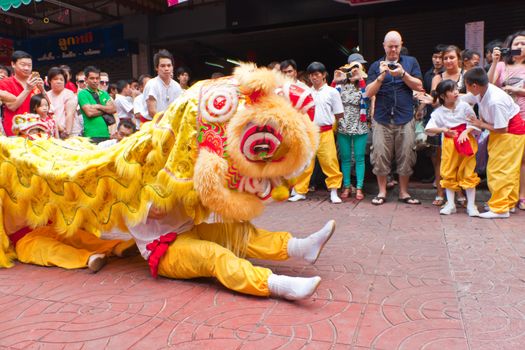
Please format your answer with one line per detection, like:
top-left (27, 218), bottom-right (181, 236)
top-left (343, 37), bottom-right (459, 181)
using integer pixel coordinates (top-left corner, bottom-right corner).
top-left (0, 38), bottom-right (13, 65)
top-left (167, 0), bottom-right (188, 6)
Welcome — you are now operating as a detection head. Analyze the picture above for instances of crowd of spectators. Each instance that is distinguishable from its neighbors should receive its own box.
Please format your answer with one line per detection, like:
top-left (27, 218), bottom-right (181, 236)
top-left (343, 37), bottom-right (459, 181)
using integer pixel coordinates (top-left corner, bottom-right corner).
top-left (0, 28), bottom-right (523, 218)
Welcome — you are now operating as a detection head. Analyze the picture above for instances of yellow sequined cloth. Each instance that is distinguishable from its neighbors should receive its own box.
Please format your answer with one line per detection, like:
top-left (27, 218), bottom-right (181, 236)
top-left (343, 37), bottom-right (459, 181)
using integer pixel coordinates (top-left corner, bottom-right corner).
top-left (0, 87), bottom-right (208, 267)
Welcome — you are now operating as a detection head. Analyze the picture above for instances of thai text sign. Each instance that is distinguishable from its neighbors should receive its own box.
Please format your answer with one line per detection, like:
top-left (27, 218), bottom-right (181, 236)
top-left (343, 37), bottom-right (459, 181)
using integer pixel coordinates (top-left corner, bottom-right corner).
top-left (16, 24), bottom-right (128, 64)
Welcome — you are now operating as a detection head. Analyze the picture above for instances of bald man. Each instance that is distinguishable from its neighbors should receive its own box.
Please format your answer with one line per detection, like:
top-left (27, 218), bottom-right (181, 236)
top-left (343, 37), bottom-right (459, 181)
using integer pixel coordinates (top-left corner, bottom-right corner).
top-left (366, 31), bottom-right (424, 206)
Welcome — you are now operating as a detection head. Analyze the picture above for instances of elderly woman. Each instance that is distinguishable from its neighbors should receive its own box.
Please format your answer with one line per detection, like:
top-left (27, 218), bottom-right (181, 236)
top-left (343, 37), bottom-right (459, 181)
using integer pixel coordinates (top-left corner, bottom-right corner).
top-left (47, 67), bottom-right (81, 138)
top-left (333, 53), bottom-right (370, 200)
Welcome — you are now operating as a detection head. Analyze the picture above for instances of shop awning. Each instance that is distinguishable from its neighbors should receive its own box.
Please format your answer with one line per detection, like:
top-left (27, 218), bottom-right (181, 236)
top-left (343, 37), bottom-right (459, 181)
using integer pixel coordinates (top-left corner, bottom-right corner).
top-left (0, 0), bottom-right (41, 12)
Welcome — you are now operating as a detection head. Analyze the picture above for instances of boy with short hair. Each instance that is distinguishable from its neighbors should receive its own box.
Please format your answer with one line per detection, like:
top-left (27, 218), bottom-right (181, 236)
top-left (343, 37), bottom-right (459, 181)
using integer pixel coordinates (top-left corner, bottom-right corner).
top-left (464, 67), bottom-right (525, 218)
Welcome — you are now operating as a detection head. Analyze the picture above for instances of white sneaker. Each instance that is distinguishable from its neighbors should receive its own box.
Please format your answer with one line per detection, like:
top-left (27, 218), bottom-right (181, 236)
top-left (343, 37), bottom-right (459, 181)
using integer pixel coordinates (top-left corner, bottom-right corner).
top-left (287, 220), bottom-right (336, 264)
top-left (288, 194), bottom-right (306, 202)
top-left (330, 189), bottom-right (342, 204)
top-left (268, 274), bottom-right (321, 300)
top-left (330, 196), bottom-right (342, 204)
top-left (479, 210), bottom-right (510, 219)
top-left (87, 253), bottom-right (107, 273)
top-left (467, 206), bottom-right (480, 217)
top-left (439, 204), bottom-right (457, 215)
top-left (509, 207), bottom-right (516, 214)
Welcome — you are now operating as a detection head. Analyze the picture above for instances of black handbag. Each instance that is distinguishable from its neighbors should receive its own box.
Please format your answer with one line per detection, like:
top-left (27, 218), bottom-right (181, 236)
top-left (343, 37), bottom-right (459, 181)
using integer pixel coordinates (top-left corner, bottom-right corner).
top-left (90, 90), bottom-right (116, 126)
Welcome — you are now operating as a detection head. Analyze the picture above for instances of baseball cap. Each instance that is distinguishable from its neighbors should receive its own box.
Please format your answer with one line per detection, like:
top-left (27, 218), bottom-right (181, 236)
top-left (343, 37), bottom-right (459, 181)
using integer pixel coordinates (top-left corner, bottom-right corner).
top-left (347, 53), bottom-right (367, 64)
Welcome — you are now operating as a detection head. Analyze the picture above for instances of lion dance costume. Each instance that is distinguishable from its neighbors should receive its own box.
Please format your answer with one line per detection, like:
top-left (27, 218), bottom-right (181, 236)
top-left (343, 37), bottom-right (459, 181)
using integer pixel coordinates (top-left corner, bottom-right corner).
top-left (0, 64), bottom-right (335, 300)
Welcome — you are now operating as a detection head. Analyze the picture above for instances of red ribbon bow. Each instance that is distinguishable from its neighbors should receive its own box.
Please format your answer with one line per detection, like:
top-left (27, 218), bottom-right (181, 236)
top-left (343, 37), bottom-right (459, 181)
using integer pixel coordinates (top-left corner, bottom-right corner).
top-left (146, 232), bottom-right (178, 278)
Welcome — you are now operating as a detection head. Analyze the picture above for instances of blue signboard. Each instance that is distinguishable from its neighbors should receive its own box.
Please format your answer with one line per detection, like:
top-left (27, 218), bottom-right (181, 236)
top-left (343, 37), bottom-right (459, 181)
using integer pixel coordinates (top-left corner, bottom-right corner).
top-left (16, 24), bottom-right (129, 64)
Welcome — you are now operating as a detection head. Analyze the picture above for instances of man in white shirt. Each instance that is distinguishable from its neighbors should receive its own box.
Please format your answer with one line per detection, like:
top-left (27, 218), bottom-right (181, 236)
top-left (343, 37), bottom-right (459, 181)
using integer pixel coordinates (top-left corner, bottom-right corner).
top-left (464, 67), bottom-right (525, 218)
top-left (280, 59), bottom-right (309, 89)
top-left (133, 74), bottom-right (151, 126)
top-left (289, 62), bottom-right (344, 204)
top-left (143, 50), bottom-right (182, 120)
top-left (114, 80), bottom-right (135, 121)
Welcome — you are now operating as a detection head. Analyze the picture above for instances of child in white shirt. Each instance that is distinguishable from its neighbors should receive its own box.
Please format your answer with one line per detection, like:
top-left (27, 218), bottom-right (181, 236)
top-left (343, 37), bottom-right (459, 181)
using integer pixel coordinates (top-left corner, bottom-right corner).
top-left (425, 79), bottom-right (480, 216)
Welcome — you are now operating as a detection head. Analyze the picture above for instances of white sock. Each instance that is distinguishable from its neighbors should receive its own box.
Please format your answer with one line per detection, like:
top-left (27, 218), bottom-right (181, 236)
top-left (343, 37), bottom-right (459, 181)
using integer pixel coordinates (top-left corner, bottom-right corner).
top-left (445, 188), bottom-right (455, 207)
top-left (330, 189), bottom-right (342, 203)
top-left (465, 188), bottom-right (476, 209)
top-left (287, 220), bottom-right (335, 264)
top-left (267, 274), bottom-right (321, 300)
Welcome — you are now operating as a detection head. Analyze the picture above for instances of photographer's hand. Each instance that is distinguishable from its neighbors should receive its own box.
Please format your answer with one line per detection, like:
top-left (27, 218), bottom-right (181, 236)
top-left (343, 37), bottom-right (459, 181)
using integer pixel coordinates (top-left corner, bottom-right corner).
top-left (389, 64), bottom-right (404, 78)
top-left (492, 47), bottom-right (501, 64)
top-left (333, 69), bottom-right (346, 83)
top-left (379, 61), bottom-right (389, 76)
top-left (25, 76), bottom-right (40, 92)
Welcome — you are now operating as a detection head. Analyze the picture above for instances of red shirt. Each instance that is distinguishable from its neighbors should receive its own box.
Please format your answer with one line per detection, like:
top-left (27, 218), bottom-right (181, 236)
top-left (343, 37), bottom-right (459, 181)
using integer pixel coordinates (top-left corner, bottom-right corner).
top-left (0, 76), bottom-right (35, 136)
top-left (65, 81), bottom-right (77, 93)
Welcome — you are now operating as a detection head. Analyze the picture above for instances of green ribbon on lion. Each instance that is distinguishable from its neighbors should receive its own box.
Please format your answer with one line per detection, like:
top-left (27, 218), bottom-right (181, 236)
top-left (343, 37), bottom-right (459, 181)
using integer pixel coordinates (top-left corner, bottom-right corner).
top-left (0, 0), bottom-right (42, 11)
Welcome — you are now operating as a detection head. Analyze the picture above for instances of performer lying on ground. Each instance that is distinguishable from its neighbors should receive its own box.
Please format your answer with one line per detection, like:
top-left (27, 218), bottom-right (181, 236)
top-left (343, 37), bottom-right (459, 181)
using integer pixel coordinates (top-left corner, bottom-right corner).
top-left (135, 206), bottom-right (335, 300)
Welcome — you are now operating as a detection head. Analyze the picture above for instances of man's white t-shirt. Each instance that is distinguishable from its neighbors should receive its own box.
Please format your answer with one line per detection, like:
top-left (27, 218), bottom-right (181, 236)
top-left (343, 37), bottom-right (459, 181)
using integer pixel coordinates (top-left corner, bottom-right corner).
top-left (310, 84), bottom-right (344, 126)
top-left (114, 94), bottom-right (134, 120)
top-left (133, 93), bottom-right (147, 119)
top-left (142, 77), bottom-right (183, 118)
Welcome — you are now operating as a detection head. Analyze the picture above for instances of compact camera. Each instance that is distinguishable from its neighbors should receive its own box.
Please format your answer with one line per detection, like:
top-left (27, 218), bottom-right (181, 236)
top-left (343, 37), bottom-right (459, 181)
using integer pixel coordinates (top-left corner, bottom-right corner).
top-left (387, 62), bottom-right (398, 70)
top-left (342, 64), bottom-right (359, 79)
top-left (499, 48), bottom-right (522, 56)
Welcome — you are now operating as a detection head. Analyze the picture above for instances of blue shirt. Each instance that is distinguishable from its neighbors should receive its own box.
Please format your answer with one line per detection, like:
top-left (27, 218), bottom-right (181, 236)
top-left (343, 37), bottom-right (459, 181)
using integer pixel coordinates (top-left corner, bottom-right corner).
top-left (367, 55), bottom-right (423, 125)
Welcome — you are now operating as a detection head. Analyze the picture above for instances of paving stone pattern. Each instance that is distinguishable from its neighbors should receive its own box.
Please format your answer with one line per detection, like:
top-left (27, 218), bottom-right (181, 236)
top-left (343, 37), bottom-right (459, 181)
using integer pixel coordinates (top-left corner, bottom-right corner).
top-left (1, 192), bottom-right (525, 349)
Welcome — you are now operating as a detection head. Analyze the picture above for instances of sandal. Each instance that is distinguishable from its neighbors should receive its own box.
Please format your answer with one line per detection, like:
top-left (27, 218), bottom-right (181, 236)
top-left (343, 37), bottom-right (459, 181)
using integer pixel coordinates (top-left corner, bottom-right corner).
top-left (340, 188), bottom-right (351, 199)
top-left (398, 196), bottom-right (421, 205)
top-left (432, 196), bottom-right (445, 206)
top-left (518, 198), bottom-right (525, 210)
top-left (371, 196), bottom-right (386, 205)
top-left (355, 189), bottom-right (364, 201)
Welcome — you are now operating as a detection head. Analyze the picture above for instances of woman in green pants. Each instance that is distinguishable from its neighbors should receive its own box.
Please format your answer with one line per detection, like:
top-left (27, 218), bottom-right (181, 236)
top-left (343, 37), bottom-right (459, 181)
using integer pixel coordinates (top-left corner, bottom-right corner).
top-left (333, 54), bottom-right (370, 200)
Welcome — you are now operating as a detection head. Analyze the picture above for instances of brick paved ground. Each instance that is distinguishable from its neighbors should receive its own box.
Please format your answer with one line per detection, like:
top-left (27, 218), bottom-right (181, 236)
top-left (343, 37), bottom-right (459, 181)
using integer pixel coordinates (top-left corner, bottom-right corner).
top-left (1, 190), bottom-right (525, 349)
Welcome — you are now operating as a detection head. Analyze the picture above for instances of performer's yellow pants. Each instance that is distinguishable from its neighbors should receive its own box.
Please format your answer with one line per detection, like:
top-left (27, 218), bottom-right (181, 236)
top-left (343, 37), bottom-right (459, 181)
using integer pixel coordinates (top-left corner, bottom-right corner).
top-left (158, 223), bottom-right (292, 297)
top-left (487, 132), bottom-right (525, 213)
top-left (294, 130), bottom-right (343, 195)
top-left (440, 136), bottom-right (480, 191)
top-left (15, 226), bottom-right (123, 269)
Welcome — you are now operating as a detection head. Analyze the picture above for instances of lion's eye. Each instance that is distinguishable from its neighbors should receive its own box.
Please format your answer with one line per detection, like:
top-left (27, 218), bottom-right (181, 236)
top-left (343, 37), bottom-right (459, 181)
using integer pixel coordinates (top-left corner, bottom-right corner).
top-left (199, 83), bottom-right (239, 124)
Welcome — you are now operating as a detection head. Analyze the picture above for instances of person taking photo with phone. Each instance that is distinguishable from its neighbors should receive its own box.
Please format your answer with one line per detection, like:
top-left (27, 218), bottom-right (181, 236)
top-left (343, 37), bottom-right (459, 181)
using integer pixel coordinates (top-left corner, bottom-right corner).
top-left (0, 51), bottom-right (44, 136)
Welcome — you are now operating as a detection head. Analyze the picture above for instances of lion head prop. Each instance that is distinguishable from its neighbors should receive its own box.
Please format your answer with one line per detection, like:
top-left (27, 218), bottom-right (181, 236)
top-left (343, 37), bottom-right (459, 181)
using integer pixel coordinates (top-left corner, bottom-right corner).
top-left (0, 63), bottom-right (319, 267)
top-left (11, 113), bottom-right (54, 140)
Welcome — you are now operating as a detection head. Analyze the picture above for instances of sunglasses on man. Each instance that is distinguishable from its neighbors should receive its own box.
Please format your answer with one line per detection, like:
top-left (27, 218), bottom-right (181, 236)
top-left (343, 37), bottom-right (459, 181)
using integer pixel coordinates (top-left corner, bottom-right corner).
top-left (100, 80), bottom-right (109, 85)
